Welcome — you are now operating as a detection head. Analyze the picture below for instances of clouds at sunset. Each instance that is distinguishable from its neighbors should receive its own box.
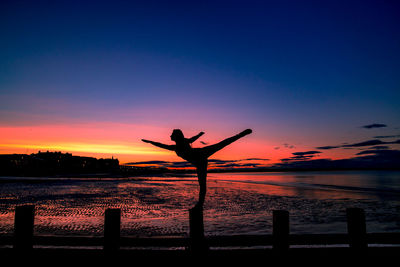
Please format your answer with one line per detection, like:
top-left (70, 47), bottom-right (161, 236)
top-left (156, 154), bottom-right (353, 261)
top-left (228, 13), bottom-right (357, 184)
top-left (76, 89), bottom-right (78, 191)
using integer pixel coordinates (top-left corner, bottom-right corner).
top-left (317, 139), bottom-right (400, 150)
top-left (361, 123), bottom-right (388, 129)
top-left (125, 158), bottom-right (271, 170)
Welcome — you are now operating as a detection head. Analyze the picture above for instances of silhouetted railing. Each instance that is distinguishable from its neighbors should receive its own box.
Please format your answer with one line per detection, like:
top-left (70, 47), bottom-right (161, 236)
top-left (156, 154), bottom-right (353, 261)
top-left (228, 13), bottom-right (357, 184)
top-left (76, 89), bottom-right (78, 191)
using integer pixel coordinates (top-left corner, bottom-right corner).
top-left (1, 205), bottom-right (399, 253)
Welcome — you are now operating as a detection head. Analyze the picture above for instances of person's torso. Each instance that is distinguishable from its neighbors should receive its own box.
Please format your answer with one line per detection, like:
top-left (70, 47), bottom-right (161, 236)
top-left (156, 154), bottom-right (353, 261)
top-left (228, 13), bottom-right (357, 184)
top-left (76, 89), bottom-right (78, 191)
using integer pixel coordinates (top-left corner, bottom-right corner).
top-left (175, 143), bottom-right (208, 167)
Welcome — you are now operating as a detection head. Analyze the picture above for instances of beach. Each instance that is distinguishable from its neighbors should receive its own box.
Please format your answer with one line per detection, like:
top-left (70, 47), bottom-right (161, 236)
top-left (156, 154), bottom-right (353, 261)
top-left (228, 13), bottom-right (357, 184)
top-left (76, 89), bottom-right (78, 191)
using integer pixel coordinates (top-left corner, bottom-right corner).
top-left (0, 170), bottom-right (399, 237)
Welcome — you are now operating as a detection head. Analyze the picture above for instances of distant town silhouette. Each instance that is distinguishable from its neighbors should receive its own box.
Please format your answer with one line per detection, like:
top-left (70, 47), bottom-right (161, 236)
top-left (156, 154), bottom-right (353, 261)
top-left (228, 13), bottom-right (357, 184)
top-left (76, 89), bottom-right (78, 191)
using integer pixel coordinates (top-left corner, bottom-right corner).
top-left (0, 151), bottom-right (119, 177)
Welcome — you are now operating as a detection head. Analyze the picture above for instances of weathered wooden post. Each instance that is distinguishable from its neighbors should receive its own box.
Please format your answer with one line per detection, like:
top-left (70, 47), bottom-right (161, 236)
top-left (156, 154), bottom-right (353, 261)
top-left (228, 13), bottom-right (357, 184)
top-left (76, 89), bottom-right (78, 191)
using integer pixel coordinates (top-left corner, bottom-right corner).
top-left (273, 210), bottom-right (289, 251)
top-left (104, 208), bottom-right (121, 251)
top-left (14, 205), bottom-right (35, 250)
top-left (346, 208), bottom-right (367, 249)
top-left (189, 206), bottom-right (208, 253)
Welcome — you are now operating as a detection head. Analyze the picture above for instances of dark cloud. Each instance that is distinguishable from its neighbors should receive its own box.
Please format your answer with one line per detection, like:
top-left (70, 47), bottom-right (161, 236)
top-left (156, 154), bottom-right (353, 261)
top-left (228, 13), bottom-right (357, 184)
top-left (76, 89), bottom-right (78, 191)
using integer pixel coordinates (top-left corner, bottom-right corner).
top-left (369, 146), bottom-right (390, 150)
top-left (281, 151), bottom-right (321, 162)
top-left (274, 149), bottom-right (400, 170)
top-left (169, 162), bottom-right (192, 168)
top-left (316, 145), bottom-right (340, 150)
top-left (361, 123), bottom-right (387, 129)
top-left (124, 160), bottom-right (192, 169)
top-left (316, 139), bottom-right (400, 150)
top-left (208, 159), bottom-right (239, 164)
top-left (281, 155), bottom-right (314, 162)
top-left (208, 158), bottom-right (270, 169)
top-left (208, 158), bottom-right (270, 164)
top-left (242, 158), bottom-right (270, 161)
top-left (292, 151), bottom-right (321, 156)
top-left (125, 158), bottom-right (270, 170)
top-left (356, 149), bottom-right (400, 157)
top-left (283, 143), bottom-right (295, 149)
top-left (215, 163), bottom-right (263, 169)
top-left (374, 135), bottom-right (400, 139)
top-left (342, 139), bottom-right (387, 147)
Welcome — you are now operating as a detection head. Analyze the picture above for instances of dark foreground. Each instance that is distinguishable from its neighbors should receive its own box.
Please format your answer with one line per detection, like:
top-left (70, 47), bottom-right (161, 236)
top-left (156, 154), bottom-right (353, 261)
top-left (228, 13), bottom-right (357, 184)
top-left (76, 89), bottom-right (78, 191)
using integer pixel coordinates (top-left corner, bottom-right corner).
top-left (3, 205), bottom-right (399, 266)
top-left (1, 247), bottom-right (398, 266)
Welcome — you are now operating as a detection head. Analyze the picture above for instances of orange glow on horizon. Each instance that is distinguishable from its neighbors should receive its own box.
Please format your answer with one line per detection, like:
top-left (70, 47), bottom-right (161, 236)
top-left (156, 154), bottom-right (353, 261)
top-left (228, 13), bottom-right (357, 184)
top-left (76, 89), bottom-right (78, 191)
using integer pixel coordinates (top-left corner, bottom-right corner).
top-left (0, 142), bottom-right (169, 156)
top-left (0, 122), bottom-right (358, 165)
top-left (0, 123), bottom-right (176, 163)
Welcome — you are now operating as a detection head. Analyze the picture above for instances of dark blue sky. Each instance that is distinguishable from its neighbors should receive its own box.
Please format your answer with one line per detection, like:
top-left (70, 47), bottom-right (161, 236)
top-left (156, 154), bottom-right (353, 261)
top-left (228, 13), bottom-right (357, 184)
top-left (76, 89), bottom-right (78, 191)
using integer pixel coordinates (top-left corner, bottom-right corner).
top-left (1, 0), bottom-right (399, 162)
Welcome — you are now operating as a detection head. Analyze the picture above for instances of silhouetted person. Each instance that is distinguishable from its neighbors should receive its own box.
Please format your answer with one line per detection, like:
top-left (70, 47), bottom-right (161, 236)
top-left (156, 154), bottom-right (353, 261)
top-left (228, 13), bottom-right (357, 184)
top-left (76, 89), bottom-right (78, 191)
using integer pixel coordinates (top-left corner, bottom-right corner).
top-left (142, 129), bottom-right (252, 210)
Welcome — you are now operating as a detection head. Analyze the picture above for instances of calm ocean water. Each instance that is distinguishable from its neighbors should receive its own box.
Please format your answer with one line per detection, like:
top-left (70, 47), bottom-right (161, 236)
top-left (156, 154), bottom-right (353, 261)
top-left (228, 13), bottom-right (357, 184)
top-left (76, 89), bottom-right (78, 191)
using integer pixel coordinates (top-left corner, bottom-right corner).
top-left (0, 171), bottom-right (399, 237)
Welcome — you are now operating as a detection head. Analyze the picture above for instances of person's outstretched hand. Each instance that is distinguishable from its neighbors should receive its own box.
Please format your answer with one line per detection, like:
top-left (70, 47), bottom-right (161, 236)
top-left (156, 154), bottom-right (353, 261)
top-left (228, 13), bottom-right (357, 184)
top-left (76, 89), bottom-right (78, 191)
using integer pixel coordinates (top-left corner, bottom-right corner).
top-left (141, 139), bottom-right (151, 143)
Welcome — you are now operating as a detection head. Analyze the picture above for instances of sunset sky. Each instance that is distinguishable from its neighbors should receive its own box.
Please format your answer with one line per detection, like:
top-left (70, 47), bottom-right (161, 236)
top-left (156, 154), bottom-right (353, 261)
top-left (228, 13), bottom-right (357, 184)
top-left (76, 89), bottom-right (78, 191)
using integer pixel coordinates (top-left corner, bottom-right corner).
top-left (1, 0), bottom-right (399, 167)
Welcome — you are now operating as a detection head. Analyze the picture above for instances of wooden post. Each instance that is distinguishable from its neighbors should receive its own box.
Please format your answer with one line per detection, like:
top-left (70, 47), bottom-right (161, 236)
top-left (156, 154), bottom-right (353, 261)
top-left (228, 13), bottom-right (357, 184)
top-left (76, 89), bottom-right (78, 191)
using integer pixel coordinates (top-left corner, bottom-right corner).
top-left (189, 206), bottom-right (208, 253)
top-left (14, 205), bottom-right (35, 250)
top-left (346, 208), bottom-right (367, 249)
top-left (104, 208), bottom-right (121, 251)
top-left (273, 210), bottom-right (289, 251)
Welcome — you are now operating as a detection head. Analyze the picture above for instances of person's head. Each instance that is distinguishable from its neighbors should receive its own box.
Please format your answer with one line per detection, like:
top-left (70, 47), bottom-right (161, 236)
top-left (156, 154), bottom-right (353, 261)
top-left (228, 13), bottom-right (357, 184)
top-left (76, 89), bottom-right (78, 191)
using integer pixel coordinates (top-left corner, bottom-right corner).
top-left (171, 129), bottom-right (185, 142)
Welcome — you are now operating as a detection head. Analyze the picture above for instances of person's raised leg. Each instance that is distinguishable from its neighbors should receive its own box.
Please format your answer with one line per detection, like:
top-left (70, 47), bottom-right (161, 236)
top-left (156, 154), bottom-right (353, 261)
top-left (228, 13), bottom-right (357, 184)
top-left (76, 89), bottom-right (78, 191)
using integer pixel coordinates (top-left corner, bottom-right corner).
top-left (203, 129), bottom-right (252, 158)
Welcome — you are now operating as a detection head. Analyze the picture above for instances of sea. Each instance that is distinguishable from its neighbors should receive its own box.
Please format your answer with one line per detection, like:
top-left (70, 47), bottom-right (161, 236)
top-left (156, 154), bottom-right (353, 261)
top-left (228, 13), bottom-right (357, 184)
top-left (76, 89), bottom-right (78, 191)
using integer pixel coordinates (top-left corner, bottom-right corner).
top-left (0, 171), bottom-right (399, 237)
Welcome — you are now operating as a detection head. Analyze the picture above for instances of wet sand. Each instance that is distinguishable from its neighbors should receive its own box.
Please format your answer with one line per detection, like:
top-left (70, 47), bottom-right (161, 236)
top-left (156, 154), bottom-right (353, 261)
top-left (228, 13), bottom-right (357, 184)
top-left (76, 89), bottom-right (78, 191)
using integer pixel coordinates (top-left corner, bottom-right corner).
top-left (0, 171), bottom-right (399, 237)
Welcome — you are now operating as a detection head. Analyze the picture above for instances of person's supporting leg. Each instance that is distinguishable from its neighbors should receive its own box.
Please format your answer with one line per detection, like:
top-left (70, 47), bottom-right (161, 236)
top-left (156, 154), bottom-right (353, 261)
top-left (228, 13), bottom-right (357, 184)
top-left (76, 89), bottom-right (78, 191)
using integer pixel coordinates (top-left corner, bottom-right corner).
top-left (203, 129), bottom-right (252, 158)
top-left (195, 161), bottom-right (207, 209)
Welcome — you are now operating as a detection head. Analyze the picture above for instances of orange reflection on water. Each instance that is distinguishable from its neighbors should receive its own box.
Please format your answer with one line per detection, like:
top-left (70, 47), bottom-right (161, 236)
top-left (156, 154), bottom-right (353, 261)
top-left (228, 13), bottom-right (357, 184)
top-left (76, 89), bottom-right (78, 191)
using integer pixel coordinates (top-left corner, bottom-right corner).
top-left (207, 172), bottom-right (375, 200)
top-left (1, 171), bottom-right (397, 236)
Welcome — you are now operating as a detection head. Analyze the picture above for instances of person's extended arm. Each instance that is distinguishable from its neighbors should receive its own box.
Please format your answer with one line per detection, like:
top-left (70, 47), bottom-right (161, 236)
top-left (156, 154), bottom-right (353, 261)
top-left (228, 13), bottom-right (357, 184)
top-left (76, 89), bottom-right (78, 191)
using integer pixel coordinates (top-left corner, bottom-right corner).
top-left (141, 139), bottom-right (176, 151)
top-left (188, 132), bottom-right (204, 143)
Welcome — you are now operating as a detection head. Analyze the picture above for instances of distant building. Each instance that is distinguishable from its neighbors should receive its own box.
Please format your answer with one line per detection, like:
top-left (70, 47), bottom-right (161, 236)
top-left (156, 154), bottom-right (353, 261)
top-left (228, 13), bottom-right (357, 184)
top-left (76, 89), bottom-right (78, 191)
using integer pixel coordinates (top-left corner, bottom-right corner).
top-left (0, 151), bottom-right (119, 176)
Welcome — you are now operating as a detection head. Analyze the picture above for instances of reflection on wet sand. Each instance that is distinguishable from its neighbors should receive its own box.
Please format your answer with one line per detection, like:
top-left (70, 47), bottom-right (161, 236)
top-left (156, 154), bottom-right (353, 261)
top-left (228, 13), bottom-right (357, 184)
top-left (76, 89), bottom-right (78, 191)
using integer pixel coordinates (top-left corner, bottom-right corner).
top-left (0, 171), bottom-right (399, 237)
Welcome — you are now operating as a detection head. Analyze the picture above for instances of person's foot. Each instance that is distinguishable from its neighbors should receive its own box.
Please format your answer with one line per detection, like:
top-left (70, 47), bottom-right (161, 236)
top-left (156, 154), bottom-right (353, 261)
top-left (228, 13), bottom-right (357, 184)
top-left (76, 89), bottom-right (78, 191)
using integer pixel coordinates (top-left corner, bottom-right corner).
top-left (245, 129), bottom-right (252, 134)
top-left (241, 129), bottom-right (252, 136)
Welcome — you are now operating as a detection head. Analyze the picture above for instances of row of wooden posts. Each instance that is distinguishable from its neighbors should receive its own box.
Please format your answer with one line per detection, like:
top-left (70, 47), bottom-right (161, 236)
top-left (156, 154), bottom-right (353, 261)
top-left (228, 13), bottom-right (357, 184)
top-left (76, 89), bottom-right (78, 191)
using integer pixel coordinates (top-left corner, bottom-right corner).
top-left (11, 205), bottom-right (369, 251)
